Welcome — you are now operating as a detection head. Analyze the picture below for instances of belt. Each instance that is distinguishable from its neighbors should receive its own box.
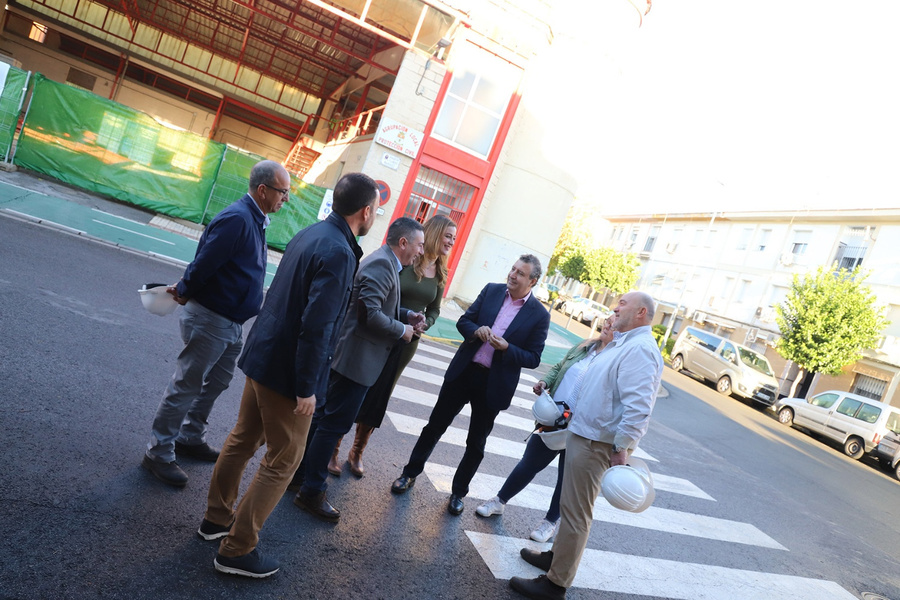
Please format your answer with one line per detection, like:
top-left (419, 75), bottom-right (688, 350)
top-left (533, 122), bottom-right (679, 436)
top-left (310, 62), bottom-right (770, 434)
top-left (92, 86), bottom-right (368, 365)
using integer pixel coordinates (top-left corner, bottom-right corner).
top-left (470, 362), bottom-right (490, 371)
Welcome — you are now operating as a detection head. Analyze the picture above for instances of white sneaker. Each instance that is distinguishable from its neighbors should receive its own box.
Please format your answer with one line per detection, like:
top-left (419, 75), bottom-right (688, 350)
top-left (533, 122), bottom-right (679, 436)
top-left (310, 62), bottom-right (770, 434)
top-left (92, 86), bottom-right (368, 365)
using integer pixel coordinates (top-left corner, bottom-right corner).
top-left (475, 496), bottom-right (505, 517)
top-left (530, 519), bottom-right (560, 543)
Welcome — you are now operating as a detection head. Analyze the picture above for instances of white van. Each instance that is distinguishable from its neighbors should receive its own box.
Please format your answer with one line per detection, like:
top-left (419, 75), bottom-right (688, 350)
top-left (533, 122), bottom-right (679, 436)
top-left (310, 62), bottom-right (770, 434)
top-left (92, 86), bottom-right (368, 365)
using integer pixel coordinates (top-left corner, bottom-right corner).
top-left (670, 327), bottom-right (779, 406)
top-left (773, 390), bottom-right (900, 459)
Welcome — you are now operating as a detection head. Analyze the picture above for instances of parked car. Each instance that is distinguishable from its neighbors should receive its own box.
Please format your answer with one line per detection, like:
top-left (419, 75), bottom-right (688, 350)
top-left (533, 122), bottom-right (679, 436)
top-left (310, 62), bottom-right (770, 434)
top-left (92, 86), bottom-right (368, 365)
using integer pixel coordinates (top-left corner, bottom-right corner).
top-left (874, 430), bottom-right (900, 480)
top-left (533, 283), bottom-right (560, 305)
top-left (557, 297), bottom-right (611, 327)
top-left (773, 390), bottom-right (900, 460)
top-left (670, 326), bottom-right (779, 405)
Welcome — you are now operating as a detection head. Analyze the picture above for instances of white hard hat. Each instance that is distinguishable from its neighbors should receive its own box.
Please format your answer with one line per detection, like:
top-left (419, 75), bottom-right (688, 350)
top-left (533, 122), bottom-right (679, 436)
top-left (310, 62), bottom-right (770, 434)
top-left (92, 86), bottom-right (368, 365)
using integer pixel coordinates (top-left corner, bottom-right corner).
top-left (531, 390), bottom-right (571, 428)
top-left (139, 283), bottom-right (178, 316)
top-left (536, 428), bottom-right (568, 451)
top-left (600, 457), bottom-right (655, 513)
top-left (532, 391), bottom-right (562, 426)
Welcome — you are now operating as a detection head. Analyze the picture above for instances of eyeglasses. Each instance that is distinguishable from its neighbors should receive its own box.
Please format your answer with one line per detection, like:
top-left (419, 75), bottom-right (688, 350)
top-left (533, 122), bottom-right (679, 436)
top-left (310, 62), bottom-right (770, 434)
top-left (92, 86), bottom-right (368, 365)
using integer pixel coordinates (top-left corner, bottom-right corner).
top-left (263, 183), bottom-right (290, 197)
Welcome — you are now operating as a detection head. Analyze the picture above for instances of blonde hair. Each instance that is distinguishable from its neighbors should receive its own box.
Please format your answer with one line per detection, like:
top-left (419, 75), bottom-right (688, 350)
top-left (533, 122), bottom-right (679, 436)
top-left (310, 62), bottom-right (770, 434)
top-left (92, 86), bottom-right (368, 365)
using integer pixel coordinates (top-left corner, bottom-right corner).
top-left (413, 215), bottom-right (456, 286)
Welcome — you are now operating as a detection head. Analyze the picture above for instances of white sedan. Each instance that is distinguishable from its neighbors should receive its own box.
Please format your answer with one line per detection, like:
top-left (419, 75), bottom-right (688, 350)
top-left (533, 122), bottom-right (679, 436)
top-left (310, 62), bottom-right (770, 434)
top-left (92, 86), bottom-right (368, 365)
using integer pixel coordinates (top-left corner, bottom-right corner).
top-left (558, 297), bottom-right (611, 326)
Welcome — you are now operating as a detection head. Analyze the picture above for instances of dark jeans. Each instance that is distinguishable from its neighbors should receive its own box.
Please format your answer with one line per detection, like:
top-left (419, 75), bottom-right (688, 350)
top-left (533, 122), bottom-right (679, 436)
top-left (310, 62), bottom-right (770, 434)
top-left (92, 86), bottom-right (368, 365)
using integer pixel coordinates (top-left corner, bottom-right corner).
top-left (299, 370), bottom-right (369, 495)
top-left (402, 363), bottom-right (499, 497)
top-left (498, 434), bottom-right (565, 522)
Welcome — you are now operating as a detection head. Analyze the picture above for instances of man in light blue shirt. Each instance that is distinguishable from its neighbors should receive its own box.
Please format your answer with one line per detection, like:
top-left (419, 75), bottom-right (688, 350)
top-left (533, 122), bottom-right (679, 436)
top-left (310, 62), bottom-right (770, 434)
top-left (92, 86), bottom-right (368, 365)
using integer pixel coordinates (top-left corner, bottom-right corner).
top-left (511, 291), bottom-right (663, 600)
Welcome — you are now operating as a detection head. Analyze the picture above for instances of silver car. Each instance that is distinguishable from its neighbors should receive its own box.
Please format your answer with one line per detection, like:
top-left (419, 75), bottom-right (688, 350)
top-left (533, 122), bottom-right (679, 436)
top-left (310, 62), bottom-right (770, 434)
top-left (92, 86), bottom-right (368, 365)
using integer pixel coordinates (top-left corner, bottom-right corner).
top-left (671, 327), bottom-right (779, 405)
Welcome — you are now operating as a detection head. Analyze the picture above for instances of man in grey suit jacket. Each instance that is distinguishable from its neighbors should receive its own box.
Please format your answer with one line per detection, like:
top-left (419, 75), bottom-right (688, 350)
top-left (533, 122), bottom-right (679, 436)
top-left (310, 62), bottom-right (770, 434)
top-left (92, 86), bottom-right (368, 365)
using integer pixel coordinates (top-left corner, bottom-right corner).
top-left (294, 217), bottom-right (425, 522)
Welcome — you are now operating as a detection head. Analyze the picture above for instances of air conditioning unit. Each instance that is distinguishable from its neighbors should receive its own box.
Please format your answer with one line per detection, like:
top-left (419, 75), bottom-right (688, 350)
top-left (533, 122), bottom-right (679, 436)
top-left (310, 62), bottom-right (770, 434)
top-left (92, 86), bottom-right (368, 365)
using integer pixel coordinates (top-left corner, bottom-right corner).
top-left (779, 252), bottom-right (794, 266)
top-left (693, 311), bottom-right (707, 324)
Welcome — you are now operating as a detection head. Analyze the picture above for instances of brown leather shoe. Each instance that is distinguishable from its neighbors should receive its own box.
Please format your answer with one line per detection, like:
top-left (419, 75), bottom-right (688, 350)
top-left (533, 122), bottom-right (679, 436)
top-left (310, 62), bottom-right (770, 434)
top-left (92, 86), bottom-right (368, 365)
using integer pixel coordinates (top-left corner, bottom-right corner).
top-left (509, 575), bottom-right (567, 600)
top-left (327, 436), bottom-right (343, 476)
top-left (293, 490), bottom-right (340, 522)
top-left (347, 424), bottom-right (374, 477)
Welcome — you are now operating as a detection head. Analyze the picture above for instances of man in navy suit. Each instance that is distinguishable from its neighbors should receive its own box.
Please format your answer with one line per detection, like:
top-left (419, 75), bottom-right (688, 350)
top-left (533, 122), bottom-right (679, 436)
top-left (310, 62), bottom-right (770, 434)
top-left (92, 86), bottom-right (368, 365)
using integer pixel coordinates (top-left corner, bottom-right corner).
top-left (391, 255), bottom-right (550, 516)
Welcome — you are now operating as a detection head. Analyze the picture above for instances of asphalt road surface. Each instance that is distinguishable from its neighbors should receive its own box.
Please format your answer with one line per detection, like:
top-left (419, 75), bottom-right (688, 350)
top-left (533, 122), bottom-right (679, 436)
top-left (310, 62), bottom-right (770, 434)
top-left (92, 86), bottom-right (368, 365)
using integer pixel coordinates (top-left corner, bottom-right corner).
top-left (2, 214), bottom-right (900, 600)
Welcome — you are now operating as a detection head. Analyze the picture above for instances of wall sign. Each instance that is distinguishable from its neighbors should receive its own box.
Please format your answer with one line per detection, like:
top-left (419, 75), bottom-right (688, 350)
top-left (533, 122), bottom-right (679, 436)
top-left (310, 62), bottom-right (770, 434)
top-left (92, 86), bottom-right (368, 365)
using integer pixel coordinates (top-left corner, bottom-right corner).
top-left (373, 117), bottom-right (423, 159)
top-left (317, 189), bottom-right (334, 220)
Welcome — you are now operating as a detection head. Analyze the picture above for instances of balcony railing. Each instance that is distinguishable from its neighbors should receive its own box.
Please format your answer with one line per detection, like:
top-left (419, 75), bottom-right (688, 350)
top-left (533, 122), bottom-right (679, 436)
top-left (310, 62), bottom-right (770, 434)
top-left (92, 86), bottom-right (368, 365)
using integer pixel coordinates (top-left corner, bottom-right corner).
top-left (326, 105), bottom-right (386, 143)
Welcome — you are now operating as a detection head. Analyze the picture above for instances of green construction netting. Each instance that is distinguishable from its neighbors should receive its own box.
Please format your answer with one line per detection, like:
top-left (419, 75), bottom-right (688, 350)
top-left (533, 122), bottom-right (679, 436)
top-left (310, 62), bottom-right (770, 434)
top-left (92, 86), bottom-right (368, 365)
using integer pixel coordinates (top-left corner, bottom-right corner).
top-left (202, 147), bottom-right (326, 251)
top-left (14, 74), bottom-right (224, 222)
top-left (0, 66), bottom-right (29, 161)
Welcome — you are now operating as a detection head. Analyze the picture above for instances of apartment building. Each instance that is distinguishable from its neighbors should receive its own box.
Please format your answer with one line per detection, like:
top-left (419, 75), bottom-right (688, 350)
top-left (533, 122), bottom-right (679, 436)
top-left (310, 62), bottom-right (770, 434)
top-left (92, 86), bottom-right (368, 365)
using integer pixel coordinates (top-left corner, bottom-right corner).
top-left (606, 209), bottom-right (900, 405)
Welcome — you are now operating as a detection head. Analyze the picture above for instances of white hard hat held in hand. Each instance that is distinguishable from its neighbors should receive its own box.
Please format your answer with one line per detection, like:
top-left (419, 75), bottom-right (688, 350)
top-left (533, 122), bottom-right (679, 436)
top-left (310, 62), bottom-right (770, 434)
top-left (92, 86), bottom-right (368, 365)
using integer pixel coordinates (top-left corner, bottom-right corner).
top-left (139, 283), bottom-right (178, 316)
top-left (600, 456), bottom-right (655, 513)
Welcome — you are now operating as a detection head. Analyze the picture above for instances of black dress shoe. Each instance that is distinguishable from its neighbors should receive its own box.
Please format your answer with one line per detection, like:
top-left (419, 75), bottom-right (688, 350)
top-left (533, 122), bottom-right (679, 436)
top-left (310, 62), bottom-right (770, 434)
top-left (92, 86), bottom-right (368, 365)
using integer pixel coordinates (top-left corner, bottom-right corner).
top-left (293, 490), bottom-right (340, 522)
top-left (520, 548), bottom-right (553, 572)
top-left (447, 494), bottom-right (464, 515)
top-left (509, 575), bottom-right (567, 600)
top-left (142, 455), bottom-right (188, 487)
top-left (391, 475), bottom-right (416, 494)
top-left (175, 441), bottom-right (220, 462)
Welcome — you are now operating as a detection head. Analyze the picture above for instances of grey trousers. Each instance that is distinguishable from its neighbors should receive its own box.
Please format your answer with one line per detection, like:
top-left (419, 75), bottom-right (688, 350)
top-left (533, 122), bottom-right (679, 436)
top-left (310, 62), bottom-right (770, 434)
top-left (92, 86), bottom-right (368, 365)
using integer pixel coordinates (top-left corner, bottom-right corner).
top-left (146, 300), bottom-right (242, 463)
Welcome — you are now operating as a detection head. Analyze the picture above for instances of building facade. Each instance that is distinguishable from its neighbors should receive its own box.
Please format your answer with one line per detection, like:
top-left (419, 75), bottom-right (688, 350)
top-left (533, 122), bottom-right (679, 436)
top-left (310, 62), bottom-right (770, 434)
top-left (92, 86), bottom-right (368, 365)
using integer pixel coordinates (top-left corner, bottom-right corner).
top-left (0, 0), bottom-right (598, 303)
top-left (605, 209), bottom-right (900, 406)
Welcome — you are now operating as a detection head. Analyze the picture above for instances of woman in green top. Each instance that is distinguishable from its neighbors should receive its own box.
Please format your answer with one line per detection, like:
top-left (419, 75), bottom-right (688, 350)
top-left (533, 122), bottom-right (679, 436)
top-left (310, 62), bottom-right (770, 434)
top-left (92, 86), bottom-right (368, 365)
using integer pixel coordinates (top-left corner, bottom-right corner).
top-left (330, 215), bottom-right (457, 477)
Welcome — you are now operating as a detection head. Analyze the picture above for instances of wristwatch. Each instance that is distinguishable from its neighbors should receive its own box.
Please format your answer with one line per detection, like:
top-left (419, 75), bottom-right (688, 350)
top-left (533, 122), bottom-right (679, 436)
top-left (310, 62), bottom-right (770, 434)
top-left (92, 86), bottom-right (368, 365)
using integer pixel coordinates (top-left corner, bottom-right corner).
top-left (612, 444), bottom-right (625, 454)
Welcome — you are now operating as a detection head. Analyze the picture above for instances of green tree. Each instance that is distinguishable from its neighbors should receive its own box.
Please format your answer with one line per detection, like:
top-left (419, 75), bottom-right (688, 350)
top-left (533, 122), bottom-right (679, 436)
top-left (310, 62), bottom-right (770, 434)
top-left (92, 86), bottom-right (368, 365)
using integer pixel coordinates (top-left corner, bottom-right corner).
top-left (776, 266), bottom-right (888, 396)
top-left (558, 252), bottom-right (588, 281)
top-left (549, 200), bottom-right (605, 272)
top-left (558, 246), bottom-right (641, 298)
top-left (583, 247), bottom-right (641, 294)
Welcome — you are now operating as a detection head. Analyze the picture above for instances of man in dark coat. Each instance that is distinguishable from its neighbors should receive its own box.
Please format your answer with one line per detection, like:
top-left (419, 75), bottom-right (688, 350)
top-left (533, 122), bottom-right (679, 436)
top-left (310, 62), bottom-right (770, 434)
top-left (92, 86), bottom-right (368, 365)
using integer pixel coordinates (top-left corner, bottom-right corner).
top-left (197, 172), bottom-right (379, 579)
top-left (391, 255), bottom-right (550, 516)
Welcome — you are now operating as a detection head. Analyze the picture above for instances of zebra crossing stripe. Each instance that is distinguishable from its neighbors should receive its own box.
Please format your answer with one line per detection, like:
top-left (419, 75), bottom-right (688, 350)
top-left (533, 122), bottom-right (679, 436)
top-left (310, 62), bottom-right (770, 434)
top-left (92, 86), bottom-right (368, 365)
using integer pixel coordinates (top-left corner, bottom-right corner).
top-left (415, 342), bottom-right (457, 360)
top-left (466, 532), bottom-right (855, 599)
top-left (388, 391), bottom-right (658, 463)
top-left (400, 367), bottom-right (540, 411)
top-left (413, 341), bottom-right (542, 383)
top-left (424, 463), bottom-right (764, 545)
top-left (391, 385), bottom-right (538, 433)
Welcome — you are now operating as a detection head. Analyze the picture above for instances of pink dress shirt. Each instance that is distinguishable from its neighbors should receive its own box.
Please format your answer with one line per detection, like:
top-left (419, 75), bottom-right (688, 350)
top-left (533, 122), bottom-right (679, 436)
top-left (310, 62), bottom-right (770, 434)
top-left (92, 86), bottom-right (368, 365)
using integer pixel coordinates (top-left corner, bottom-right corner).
top-left (471, 290), bottom-right (530, 368)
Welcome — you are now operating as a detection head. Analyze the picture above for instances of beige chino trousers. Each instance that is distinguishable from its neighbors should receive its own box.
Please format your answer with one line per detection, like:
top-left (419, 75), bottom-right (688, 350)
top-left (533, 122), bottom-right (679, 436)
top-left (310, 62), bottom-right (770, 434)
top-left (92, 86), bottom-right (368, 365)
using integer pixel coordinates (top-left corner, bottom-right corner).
top-left (205, 377), bottom-right (312, 557)
top-left (548, 432), bottom-right (621, 588)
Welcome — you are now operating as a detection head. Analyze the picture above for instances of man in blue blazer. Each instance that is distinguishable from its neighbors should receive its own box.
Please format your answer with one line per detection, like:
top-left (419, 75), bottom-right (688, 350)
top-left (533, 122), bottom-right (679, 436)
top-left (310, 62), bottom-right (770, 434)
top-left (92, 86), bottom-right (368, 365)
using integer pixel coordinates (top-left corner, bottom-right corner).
top-left (391, 255), bottom-right (550, 516)
top-left (198, 173), bottom-right (379, 579)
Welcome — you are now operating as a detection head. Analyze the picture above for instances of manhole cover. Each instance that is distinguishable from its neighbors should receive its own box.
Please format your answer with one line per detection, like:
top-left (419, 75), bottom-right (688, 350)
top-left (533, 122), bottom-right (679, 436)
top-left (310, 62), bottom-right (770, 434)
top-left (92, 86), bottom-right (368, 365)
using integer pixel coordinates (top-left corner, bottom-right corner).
top-left (862, 593), bottom-right (892, 600)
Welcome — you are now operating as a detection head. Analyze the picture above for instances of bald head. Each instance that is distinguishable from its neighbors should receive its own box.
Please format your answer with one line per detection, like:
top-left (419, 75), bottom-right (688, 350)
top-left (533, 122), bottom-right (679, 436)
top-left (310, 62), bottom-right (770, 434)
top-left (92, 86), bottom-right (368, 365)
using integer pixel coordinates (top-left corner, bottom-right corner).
top-left (613, 291), bottom-right (655, 332)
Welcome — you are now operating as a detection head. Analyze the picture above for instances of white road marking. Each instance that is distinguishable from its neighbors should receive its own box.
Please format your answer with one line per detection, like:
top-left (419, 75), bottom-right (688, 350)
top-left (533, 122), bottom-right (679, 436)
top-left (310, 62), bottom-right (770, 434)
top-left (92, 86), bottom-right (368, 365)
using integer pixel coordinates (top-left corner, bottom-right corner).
top-left (399, 367), bottom-right (543, 411)
top-left (391, 385), bottom-right (538, 432)
top-left (92, 219), bottom-right (176, 244)
top-left (387, 412), bottom-right (656, 464)
top-left (90, 208), bottom-right (149, 226)
top-left (387, 411), bottom-right (551, 463)
top-left (425, 458), bottom-right (710, 510)
top-left (415, 338), bottom-right (557, 386)
top-left (414, 343), bottom-right (457, 360)
top-left (427, 463), bottom-right (773, 547)
top-left (410, 353), bottom-right (454, 370)
top-left (467, 532), bottom-right (853, 600)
